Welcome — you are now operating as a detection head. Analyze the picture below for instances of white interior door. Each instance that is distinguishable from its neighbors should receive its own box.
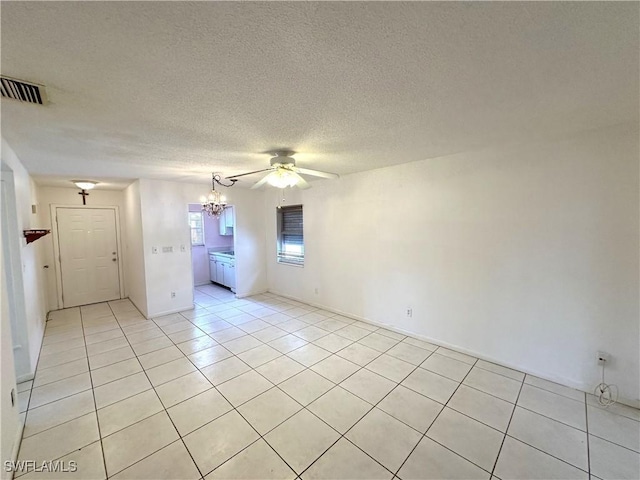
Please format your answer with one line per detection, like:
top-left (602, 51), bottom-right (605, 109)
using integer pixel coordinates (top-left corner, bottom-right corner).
top-left (57, 207), bottom-right (120, 308)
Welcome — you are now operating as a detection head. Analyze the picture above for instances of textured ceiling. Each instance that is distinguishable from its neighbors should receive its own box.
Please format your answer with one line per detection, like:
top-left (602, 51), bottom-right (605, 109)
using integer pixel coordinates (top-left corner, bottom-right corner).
top-left (1, 2), bottom-right (638, 188)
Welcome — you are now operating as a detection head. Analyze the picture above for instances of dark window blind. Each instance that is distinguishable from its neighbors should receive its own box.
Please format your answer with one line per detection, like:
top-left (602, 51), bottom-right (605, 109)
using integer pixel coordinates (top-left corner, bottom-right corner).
top-left (278, 205), bottom-right (304, 264)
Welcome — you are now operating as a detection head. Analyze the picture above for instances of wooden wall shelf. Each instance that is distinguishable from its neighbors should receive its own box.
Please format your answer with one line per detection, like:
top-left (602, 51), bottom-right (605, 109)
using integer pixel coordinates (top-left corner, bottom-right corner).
top-left (23, 229), bottom-right (50, 244)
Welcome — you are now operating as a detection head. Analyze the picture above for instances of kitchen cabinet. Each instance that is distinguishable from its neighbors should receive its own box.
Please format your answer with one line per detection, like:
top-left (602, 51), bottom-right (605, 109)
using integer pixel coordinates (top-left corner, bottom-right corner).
top-left (216, 261), bottom-right (224, 284)
top-left (209, 253), bottom-right (236, 291)
top-left (209, 255), bottom-right (219, 283)
top-left (219, 206), bottom-right (234, 236)
top-left (223, 262), bottom-right (236, 290)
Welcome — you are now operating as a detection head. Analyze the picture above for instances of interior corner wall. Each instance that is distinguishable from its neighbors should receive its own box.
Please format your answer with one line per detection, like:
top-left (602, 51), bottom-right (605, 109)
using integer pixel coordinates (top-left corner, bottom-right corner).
top-left (37, 186), bottom-right (128, 310)
top-left (123, 180), bottom-right (148, 317)
top-left (1, 138), bottom-right (47, 377)
top-left (138, 178), bottom-right (267, 318)
top-left (265, 122), bottom-right (640, 404)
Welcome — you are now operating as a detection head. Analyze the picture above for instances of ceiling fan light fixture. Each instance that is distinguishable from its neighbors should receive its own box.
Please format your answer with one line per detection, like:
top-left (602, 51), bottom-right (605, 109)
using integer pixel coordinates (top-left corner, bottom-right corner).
top-left (231, 150), bottom-right (338, 189)
top-left (267, 169), bottom-right (299, 188)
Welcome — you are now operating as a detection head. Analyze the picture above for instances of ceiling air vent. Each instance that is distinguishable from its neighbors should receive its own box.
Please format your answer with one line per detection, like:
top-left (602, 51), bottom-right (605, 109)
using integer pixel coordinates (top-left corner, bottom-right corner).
top-left (0, 76), bottom-right (46, 105)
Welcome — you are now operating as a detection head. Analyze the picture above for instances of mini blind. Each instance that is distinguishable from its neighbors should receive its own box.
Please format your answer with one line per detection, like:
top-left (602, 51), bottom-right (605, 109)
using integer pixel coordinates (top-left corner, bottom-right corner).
top-left (278, 205), bottom-right (304, 264)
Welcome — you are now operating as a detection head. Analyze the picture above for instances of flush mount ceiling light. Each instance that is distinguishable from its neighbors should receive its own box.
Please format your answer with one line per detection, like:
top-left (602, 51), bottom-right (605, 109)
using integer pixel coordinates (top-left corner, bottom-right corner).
top-left (227, 151), bottom-right (339, 189)
top-left (72, 180), bottom-right (97, 190)
top-left (201, 173), bottom-right (237, 218)
top-left (72, 180), bottom-right (97, 205)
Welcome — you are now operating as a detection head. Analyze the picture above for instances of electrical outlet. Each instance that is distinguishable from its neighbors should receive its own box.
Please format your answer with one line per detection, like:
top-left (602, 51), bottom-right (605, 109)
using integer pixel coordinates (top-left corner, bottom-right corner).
top-left (596, 351), bottom-right (610, 364)
top-left (180, 244), bottom-right (186, 252)
top-left (171, 292), bottom-right (176, 298)
top-left (314, 288), bottom-right (319, 295)
top-left (162, 246), bottom-right (173, 253)
top-left (406, 307), bottom-right (413, 318)
top-left (152, 247), bottom-right (158, 254)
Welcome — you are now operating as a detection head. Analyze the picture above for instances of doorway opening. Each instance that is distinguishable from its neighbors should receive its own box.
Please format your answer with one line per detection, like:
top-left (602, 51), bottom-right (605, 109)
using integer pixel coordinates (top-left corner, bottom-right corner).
top-left (188, 203), bottom-right (236, 300)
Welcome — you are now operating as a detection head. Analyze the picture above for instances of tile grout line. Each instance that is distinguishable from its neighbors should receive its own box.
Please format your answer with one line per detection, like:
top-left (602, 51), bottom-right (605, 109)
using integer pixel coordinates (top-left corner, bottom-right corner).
top-left (585, 391), bottom-right (592, 478)
top-left (79, 305), bottom-right (111, 480)
top-left (500, 433), bottom-right (592, 475)
top-left (489, 372), bottom-right (525, 477)
top-left (13, 306), bottom-right (71, 477)
top-left (28, 309), bottom-right (451, 475)
top-left (19, 308), bottom-right (128, 474)
top-left (92, 290), bottom-right (328, 478)
top-left (161, 323), bottom-right (305, 477)
top-left (294, 334), bottom-right (423, 479)
top-left (163, 324), bottom-right (598, 480)
top-left (27, 334), bottom-right (538, 465)
top-left (392, 356), bottom-right (485, 478)
top-left (27, 328), bottom-right (557, 446)
top-left (493, 388), bottom-right (595, 475)
top-left (179, 318), bottom-right (393, 477)
top-left (104, 301), bottom-right (208, 480)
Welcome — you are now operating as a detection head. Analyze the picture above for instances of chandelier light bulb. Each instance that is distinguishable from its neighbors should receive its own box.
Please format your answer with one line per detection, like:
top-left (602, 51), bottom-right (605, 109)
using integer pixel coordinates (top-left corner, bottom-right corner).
top-left (201, 173), bottom-right (231, 218)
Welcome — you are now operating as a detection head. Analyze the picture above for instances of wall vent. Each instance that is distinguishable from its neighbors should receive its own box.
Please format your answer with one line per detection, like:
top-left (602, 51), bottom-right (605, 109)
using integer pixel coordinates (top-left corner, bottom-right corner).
top-left (0, 76), bottom-right (46, 105)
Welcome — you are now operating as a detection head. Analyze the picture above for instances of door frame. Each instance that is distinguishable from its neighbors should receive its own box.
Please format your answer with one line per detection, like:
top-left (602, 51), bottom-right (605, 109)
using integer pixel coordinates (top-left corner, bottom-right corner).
top-left (50, 204), bottom-right (125, 309)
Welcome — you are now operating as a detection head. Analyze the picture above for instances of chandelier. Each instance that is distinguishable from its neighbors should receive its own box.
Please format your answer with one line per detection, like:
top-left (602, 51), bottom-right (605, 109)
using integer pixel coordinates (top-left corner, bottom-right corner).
top-left (201, 173), bottom-right (236, 218)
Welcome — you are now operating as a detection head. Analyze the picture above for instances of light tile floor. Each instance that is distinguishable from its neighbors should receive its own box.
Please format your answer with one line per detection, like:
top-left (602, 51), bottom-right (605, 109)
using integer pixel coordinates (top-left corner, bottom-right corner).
top-left (15, 284), bottom-right (640, 479)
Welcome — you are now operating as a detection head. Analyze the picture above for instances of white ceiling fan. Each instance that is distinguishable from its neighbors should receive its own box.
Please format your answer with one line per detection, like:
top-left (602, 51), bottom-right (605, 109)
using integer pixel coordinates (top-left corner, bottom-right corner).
top-left (226, 151), bottom-right (339, 189)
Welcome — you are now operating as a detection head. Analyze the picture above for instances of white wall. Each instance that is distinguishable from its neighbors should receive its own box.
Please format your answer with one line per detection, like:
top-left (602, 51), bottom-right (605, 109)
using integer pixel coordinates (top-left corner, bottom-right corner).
top-left (124, 181), bottom-right (148, 317)
top-left (1, 139), bottom-right (47, 377)
top-left (0, 170), bottom-right (20, 479)
top-left (266, 123), bottom-right (640, 404)
top-left (36, 186), bottom-right (128, 309)
top-left (137, 179), bottom-right (267, 317)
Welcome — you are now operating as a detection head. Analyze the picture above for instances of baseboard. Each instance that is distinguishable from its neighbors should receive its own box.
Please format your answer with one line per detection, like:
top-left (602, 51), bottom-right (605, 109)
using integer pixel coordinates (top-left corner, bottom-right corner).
top-left (16, 373), bottom-right (34, 383)
top-left (11, 415), bottom-right (25, 469)
top-left (267, 289), bottom-right (640, 409)
top-left (126, 297), bottom-right (149, 319)
top-left (16, 317), bottom-right (46, 386)
top-left (235, 289), bottom-right (268, 299)
top-left (147, 304), bottom-right (195, 319)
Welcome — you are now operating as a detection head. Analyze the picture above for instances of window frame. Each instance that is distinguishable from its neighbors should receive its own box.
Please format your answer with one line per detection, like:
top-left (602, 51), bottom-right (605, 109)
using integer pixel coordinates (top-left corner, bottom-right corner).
top-left (277, 204), bottom-right (304, 266)
top-left (189, 211), bottom-right (205, 246)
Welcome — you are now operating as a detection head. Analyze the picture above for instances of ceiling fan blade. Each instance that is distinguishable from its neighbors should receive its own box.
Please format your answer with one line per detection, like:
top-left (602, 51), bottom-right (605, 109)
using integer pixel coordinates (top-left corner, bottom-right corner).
top-left (293, 172), bottom-right (311, 189)
top-left (227, 168), bottom-right (274, 179)
top-left (250, 173), bottom-right (273, 189)
top-left (293, 167), bottom-right (339, 179)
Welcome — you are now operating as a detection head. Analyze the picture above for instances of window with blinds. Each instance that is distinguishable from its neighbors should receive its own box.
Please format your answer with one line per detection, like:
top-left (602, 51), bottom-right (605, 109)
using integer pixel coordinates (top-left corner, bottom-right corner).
top-left (277, 205), bottom-right (304, 265)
